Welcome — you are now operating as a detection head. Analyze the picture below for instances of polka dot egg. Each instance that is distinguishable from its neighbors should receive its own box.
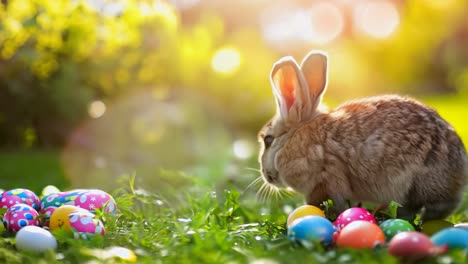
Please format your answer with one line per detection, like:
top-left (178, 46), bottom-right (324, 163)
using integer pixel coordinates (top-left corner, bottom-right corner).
top-left (3, 204), bottom-right (40, 232)
top-left (74, 190), bottom-right (117, 215)
top-left (69, 211), bottom-right (105, 239)
top-left (334, 207), bottom-right (376, 231)
top-left (380, 219), bottom-right (415, 241)
top-left (0, 188), bottom-right (40, 211)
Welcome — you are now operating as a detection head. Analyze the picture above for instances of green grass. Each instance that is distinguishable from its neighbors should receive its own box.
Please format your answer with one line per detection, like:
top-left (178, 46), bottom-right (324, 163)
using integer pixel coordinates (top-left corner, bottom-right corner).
top-left (0, 176), bottom-right (466, 264)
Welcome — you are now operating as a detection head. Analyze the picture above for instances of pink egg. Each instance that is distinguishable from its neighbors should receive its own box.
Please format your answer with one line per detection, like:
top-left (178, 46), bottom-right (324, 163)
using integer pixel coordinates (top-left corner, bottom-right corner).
top-left (334, 207), bottom-right (376, 231)
top-left (2, 204), bottom-right (40, 232)
top-left (69, 211), bottom-right (105, 239)
top-left (0, 189), bottom-right (40, 211)
top-left (74, 190), bottom-right (117, 215)
top-left (389, 232), bottom-right (446, 259)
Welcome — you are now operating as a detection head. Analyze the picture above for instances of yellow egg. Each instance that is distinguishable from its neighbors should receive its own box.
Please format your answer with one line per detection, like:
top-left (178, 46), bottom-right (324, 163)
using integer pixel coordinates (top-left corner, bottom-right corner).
top-left (421, 220), bottom-right (453, 236)
top-left (49, 205), bottom-right (84, 232)
top-left (287, 205), bottom-right (326, 227)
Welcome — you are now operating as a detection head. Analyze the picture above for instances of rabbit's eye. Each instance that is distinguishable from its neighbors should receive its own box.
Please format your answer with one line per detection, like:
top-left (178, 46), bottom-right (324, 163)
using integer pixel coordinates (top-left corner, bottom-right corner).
top-left (264, 135), bottom-right (274, 148)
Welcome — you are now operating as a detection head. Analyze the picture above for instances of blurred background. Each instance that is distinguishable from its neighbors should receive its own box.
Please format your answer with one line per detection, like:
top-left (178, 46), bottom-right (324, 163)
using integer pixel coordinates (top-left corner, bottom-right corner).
top-left (0, 0), bottom-right (467, 197)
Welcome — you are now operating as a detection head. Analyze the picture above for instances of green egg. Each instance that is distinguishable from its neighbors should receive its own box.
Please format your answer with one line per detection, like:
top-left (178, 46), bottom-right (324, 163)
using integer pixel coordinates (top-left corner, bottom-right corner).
top-left (379, 219), bottom-right (415, 241)
top-left (41, 185), bottom-right (61, 198)
top-left (421, 220), bottom-right (453, 236)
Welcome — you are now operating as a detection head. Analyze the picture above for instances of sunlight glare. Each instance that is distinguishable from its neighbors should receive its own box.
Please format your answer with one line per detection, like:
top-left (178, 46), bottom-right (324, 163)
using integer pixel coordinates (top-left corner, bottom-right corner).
top-left (88, 100), bottom-right (106, 118)
top-left (211, 48), bottom-right (241, 75)
top-left (354, 0), bottom-right (400, 39)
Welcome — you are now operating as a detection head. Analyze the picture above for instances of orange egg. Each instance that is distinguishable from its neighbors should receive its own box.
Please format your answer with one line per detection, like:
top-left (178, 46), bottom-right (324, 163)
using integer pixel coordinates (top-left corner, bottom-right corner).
top-left (336, 220), bottom-right (385, 249)
top-left (287, 205), bottom-right (326, 227)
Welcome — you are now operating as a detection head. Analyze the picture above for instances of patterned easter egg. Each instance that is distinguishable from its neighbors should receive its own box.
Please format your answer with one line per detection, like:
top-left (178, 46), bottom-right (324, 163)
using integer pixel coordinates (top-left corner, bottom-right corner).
top-left (380, 219), bottom-right (415, 241)
top-left (40, 192), bottom-right (66, 227)
top-left (49, 205), bottom-right (88, 232)
top-left (334, 207), bottom-right (376, 231)
top-left (61, 190), bottom-right (89, 205)
top-left (69, 211), bottom-right (105, 239)
top-left (2, 204), bottom-right (40, 232)
top-left (40, 190), bottom-right (88, 226)
top-left (40, 192), bottom-right (64, 211)
top-left (74, 190), bottom-right (117, 215)
top-left (0, 189), bottom-right (40, 211)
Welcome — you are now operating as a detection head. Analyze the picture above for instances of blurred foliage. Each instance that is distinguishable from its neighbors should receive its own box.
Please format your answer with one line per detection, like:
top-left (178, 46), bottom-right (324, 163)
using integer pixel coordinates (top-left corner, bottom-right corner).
top-left (0, 0), bottom-right (468, 190)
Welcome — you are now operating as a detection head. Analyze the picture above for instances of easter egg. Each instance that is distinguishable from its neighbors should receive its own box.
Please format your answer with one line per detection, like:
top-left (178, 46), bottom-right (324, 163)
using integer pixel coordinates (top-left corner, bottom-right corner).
top-left (15, 226), bottom-right (57, 252)
top-left (40, 192), bottom-right (64, 211)
top-left (41, 185), bottom-right (61, 197)
top-left (335, 221), bottom-right (385, 249)
top-left (69, 211), bottom-right (105, 239)
top-left (2, 204), bottom-right (40, 232)
top-left (0, 188), bottom-right (40, 210)
top-left (421, 220), bottom-right (453, 236)
top-left (49, 205), bottom-right (87, 232)
top-left (287, 216), bottom-right (335, 244)
top-left (287, 205), bottom-right (325, 227)
top-left (334, 207), bottom-right (376, 231)
top-left (74, 190), bottom-right (117, 215)
top-left (107, 246), bottom-right (137, 262)
top-left (388, 232), bottom-right (445, 258)
top-left (431, 228), bottom-right (468, 250)
top-left (61, 189), bottom-right (89, 205)
top-left (454, 223), bottom-right (468, 230)
top-left (379, 219), bottom-right (415, 241)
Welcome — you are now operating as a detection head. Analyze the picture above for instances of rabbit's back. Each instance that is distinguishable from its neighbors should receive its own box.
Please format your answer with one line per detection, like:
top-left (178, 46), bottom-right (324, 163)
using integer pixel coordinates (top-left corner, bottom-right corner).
top-left (323, 95), bottom-right (466, 215)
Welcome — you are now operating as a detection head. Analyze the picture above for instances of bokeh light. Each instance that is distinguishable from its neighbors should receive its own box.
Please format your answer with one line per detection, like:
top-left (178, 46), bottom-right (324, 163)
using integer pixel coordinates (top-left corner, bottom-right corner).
top-left (305, 2), bottom-right (344, 44)
top-left (233, 139), bottom-right (254, 160)
top-left (354, 0), bottom-right (400, 39)
top-left (260, 2), bottom-right (343, 48)
top-left (211, 48), bottom-right (241, 75)
top-left (88, 100), bottom-right (106, 119)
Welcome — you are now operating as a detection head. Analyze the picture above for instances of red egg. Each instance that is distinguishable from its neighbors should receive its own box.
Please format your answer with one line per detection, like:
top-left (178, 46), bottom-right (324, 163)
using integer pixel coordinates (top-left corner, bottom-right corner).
top-left (388, 232), bottom-right (446, 259)
top-left (335, 220), bottom-right (385, 249)
top-left (334, 207), bottom-right (376, 231)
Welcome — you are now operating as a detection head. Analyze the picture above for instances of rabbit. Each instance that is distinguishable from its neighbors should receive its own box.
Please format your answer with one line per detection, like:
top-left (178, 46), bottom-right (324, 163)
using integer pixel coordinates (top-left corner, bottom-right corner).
top-left (258, 50), bottom-right (467, 220)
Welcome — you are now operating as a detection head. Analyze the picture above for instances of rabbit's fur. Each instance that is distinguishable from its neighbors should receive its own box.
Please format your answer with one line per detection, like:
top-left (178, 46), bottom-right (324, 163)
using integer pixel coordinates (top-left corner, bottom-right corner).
top-left (258, 51), bottom-right (467, 220)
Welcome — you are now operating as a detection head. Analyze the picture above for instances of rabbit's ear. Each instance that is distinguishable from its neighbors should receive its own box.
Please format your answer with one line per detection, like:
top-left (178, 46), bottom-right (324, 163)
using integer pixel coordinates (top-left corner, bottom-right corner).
top-left (300, 51), bottom-right (328, 111)
top-left (270, 57), bottom-right (310, 122)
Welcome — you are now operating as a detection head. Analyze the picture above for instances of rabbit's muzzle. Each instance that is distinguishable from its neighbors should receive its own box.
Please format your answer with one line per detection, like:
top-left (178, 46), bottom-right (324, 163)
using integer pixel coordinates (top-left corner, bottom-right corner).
top-left (263, 168), bottom-right (279, 184)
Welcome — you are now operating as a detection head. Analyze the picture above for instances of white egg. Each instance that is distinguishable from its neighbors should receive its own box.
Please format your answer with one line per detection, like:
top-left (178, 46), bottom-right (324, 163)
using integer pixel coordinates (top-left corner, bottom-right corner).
top-left (15, 226), bottom-right (57, 252)
top-left (454, 223), bottom-right (468, 230)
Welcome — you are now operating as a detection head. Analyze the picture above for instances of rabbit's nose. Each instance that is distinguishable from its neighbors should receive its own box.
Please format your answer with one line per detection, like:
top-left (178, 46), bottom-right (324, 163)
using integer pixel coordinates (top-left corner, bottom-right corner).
top-left (263, 169), bottom-right (278, 183)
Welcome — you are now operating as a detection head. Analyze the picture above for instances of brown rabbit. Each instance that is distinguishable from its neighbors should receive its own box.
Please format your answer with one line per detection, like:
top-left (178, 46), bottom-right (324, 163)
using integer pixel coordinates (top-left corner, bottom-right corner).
top-left (258, 50), bottom-right (467, 220)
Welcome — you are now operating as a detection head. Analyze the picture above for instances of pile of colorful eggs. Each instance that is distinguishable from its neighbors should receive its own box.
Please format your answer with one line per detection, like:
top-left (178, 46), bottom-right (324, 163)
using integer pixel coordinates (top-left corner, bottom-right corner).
top-left (0, 187), bottom-right (117, 253)
top-left (287, 205), bottom-right (468, 259)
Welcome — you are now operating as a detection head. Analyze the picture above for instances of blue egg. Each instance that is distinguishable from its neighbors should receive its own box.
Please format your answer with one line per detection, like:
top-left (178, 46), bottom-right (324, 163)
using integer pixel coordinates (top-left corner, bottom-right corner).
top-left (431, 227), bottom-right (468, 250)
top-left (287, 216), bottom-right (335, 244)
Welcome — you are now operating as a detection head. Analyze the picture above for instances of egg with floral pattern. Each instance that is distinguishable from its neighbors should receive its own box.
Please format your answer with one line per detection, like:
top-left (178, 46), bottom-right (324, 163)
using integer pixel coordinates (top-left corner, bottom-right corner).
top-left (74, 190), bottom-right (117, 215)
top-left (69, 211), bottom-right (105, 239)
